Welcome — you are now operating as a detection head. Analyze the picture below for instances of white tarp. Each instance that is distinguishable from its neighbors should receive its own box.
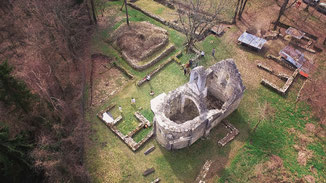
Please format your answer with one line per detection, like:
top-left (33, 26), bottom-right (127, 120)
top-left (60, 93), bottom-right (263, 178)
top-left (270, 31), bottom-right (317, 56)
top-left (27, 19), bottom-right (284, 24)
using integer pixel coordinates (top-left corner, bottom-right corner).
top-left (103, 112), bottom-right (114, 124)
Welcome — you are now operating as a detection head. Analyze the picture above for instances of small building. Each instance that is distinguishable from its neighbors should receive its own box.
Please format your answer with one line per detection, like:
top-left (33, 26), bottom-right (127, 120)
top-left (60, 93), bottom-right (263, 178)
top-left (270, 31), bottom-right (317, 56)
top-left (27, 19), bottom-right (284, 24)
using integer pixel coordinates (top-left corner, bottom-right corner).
top-left (238, 31), bottom-right (267, 50)
top-left (279, 46), bottom-right (306, 69)
top-left (285, 27), bottom-right (305, 40)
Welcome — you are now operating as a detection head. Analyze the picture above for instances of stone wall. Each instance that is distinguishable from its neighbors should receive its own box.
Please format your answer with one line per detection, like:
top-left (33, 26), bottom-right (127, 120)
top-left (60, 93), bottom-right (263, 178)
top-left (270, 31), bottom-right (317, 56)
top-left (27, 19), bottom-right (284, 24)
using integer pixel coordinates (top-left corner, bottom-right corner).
top-left (122, 44), bottom-right (175, 71)
top-left (151, 59), bottom-right (245, 150)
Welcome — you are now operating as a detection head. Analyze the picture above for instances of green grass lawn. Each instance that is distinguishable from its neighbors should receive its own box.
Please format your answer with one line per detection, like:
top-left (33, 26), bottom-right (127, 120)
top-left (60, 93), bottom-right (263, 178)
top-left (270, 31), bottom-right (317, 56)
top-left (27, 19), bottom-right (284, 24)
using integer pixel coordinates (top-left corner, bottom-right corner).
top-left (219, 78), bottom-right (326, 182)
top-left (86, 1), bottom-right (326, 183)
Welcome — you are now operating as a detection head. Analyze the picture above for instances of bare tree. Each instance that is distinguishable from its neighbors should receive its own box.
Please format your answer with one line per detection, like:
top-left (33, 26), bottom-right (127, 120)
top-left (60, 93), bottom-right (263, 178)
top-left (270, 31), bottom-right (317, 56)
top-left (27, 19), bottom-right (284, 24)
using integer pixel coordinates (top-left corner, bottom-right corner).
top-left (120, 0), bottom-right (130, 26)
top-left (90, 0), bottom-right (97, 24)
top-left (0, 0), bottom-right (92, 181)
top-left (273, 0), bottom-right (298, 30)
top-left (234, 0), bottom-right (249, 22)
top-left (177, 0), bottom-right (226, 52)
top-left (304, 2), bottom-right (312, 12)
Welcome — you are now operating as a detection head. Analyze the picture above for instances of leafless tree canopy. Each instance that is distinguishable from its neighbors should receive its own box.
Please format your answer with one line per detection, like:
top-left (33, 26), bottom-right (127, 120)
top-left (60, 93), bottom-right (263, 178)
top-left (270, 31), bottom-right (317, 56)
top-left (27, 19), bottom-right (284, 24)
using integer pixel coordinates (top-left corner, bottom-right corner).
top-left (0, 0), bottom-right (93, 182)
top-left (274, 0), bottom-right (298, 30)
top-left (177, 0), bottom-right (227, 51)
top-left (234, 0), bottom-right (248, 22)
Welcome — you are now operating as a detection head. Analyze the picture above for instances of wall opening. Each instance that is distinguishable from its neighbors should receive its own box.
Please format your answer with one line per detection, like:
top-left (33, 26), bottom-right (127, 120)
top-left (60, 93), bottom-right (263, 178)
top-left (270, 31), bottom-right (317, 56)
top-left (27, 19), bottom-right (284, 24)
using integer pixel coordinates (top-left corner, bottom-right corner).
top-left (169, 98), bottom-right (200, 124)
top-left (205, 91), bottom-right (224, 110)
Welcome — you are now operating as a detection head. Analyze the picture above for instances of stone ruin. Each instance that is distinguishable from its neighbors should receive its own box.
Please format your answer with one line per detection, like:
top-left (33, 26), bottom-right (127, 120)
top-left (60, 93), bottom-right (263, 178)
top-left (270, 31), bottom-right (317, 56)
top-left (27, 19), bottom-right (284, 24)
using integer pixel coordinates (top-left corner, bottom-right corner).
top-left (151, 59), bottom-right (245, 150)
top-left (110, 21), bottom-right (175, 71)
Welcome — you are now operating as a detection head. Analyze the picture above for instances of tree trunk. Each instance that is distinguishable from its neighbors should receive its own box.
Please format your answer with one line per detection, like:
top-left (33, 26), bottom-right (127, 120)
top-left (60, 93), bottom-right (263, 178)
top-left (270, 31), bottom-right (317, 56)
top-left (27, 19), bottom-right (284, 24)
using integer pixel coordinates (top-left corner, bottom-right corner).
top-left (238, 0), bottom-right (248, 20)
top-left (124, 0), bottom-right (129, 26)
top-left (273, 0), bottom-right (289, 30)
top-left (90, 0), bottom-right (97, 24)
top-left (304, 3), bottom-right (311, 12)
top-left (120, 0), bottom-right (125, 11)
top-left (186, 37), bottom-right (194, 53)
top-left (85, 1), bottom-right (93, 25)
top-left (233, 0), bottom-right (241, 23)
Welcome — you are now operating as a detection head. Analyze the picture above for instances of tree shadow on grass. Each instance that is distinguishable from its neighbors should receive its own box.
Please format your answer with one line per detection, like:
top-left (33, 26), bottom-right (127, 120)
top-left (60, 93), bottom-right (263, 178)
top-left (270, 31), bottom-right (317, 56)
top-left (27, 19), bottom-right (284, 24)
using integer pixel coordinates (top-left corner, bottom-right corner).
top-left (156, 110), bottom-right (249, 182)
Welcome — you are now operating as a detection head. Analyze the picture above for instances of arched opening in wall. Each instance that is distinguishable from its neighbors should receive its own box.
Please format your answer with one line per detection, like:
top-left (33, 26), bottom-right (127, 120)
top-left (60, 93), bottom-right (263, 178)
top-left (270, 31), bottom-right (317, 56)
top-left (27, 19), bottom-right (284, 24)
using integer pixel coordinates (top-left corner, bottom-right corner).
top-left (169, 98), bottom-right (199, 124)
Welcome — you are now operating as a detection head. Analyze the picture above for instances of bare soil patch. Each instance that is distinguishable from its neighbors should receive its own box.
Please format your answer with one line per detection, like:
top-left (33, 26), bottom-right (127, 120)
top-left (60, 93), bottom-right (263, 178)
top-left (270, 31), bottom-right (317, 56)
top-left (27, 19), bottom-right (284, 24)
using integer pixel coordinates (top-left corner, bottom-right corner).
top-left (251, 155), bottom-right (293, 183)
top-left (111, 21), bottom-right (168, 63)
top-left (297, 149), bottom-right (313, 166)
top-left (300, 69), bottom-right (326, 124)
top-left (305, 123), bottom-right (316, 134)
top-left (90, 54), bottom-right (129, 106)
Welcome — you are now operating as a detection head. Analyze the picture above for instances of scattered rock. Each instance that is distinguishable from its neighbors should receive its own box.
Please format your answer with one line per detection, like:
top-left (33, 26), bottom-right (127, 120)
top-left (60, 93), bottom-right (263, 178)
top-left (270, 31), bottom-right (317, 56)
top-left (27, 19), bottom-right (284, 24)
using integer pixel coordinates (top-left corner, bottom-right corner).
top-left (305, 123), bottom-right (316, 133)
top-left (267, 155), bottom-right (283, 170)
top-left (316, 126), bottom-right (326, 139)
top-left (195, 160), bottom-right (213, 183)
top-left (288, 128), bottom-right (296, 133)
top-left (143, 168), bottom-right (155, 176)
top-left (297, 150), bottom-right (313, 166)
top-left (150, 178), bottom-right (160, 183)
top-left (310, 166), bottom-right (317, 175)
top-left (144, 145), bottom-right (155, 155)
top-left (298, 134), bottom-right (314, 144)
top-left (304, 175), bottom-right (315, 183)
top-left (293, 144), bottom-right (301, 151)
top-left (321, 120), bottom-right (326, 126)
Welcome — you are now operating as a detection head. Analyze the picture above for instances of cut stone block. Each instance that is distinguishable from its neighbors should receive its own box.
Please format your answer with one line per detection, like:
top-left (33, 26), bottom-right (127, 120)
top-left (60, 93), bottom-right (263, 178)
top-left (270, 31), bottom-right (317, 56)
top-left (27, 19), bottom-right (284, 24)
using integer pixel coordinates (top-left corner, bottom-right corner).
top-left (143, 168), bottom-right (155, 176)
top-left (144, 146), bottom-right (156, 155)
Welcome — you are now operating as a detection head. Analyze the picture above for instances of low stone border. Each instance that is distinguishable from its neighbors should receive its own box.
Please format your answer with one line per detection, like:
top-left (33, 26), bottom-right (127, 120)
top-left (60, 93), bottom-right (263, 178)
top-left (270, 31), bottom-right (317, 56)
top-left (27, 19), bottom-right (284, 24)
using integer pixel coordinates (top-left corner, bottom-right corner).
top-left (266, 54), bottom-right (296, 71)
top-left (143, 168), bottom-right (155, 176)
top-left (128, 3), bottom-right (186, 33)
top-left (112, 62), bottom-right (134, 79)
top-left (275, 21), bottom-right (318, 41)
top-left (257, 63), bottom-right (273, 73)
top-left (150, 178), bottom-right (161, 183)
top-left (128, 1), bottom-right (233, 36)
top-left (195, 160), bottom-right (213, 183)
top-left (154, 0), bottom-right (175, 9)
top-left (218, 121), bottom-right (239, 147)
top-left (257, 63), bottom-right (290, 81)
top-left (137, 50), bottom-right (182, 86)
top-left (123, 44), bottom-right (175, 71)
top-left (97, 107), bottom-right (154, 151)
top-left (261, 69), bottom-right (299, 96)
top-left (144, 145), bottom-right (155, 155)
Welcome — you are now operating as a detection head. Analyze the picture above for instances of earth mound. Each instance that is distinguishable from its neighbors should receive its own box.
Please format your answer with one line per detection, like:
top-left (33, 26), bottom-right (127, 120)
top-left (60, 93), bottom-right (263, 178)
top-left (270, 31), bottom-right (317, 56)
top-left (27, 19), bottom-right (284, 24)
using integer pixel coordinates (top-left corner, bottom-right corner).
top-left (112, 21), bottom-right (169, 65)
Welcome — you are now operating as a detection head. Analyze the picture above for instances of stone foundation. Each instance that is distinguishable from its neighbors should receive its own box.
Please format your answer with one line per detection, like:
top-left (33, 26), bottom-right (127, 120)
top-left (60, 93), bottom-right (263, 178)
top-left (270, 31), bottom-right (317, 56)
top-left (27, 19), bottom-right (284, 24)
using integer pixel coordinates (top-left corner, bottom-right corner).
top-left (97, 107), bottom-right (153, 151)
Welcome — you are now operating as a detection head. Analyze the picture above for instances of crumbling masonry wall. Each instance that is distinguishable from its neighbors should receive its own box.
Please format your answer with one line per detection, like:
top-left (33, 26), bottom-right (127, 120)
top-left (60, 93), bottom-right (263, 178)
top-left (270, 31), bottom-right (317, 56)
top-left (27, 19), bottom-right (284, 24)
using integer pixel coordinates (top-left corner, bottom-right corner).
top-left (151, 59), bottom-right (245, 150)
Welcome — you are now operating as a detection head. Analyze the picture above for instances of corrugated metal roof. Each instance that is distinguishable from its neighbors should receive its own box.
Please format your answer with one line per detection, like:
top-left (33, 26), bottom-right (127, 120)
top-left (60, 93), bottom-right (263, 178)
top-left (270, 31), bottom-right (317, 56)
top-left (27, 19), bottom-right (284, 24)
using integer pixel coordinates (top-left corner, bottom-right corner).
top-left (279, 46), bottom-right (306, 68)
top-left (238, 32), bottom-right (267, 49)
top-left (285, 27), bottom-right (305, 39)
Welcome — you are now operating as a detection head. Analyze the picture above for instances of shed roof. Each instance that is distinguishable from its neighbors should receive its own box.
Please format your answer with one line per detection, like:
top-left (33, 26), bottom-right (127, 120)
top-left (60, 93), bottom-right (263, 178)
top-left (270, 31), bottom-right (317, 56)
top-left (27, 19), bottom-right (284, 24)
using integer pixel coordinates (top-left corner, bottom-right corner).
top-left (279, 46), bottom-right (306, 68)
top-left (238, 32), bottom-right (267, 49)
top-left (285, 27), bottom-right (305, 39)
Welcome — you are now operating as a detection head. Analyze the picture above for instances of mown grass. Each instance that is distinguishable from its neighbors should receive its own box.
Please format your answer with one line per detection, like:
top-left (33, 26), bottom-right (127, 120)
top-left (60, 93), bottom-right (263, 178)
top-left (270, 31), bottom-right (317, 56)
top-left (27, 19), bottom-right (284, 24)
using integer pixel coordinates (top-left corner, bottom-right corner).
top-left (219, 78), bottom-right (326, 182)
top-left (195, 35), bottom-right (235, 67)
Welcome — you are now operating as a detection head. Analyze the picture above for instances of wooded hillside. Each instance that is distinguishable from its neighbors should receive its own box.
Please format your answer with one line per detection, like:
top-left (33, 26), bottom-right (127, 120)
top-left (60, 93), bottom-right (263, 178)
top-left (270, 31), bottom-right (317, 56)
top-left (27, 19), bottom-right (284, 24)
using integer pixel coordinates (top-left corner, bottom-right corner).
top-left (0, 0), bottom-right (95, 182)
